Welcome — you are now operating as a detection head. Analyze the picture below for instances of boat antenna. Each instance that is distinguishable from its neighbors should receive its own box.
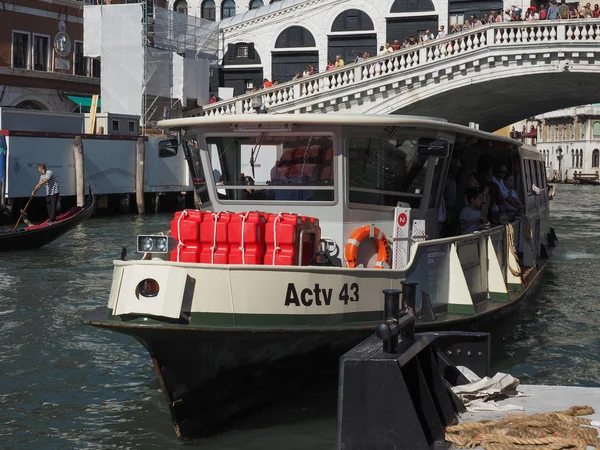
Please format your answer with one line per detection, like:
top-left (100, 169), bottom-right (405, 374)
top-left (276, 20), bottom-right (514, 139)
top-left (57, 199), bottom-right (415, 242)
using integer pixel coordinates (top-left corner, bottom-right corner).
top-left (249, 132), bottom-right (266, 179)
top-left (300, 135), bottom-right (315, 182)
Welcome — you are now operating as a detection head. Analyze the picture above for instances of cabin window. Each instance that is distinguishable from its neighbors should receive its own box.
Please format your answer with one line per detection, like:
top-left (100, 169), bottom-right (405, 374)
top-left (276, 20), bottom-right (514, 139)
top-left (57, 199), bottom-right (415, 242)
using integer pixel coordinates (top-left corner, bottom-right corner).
top-left (206, 134), bottom-right (335, 202)
top-left (183, 135), bottom-right (210, 204)
top-left (346, 136), bottom-right (448, 208)
top-left (540, 161), bottom-right (547, 188)
top-left (524, 159), bottom-right (532, 193)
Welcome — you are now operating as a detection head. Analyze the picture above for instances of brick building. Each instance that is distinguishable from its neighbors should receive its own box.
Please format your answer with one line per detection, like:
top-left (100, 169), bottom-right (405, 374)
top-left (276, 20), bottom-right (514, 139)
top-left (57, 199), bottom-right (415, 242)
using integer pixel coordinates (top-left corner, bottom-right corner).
top-left (0, 0), bottom-right (166, 113)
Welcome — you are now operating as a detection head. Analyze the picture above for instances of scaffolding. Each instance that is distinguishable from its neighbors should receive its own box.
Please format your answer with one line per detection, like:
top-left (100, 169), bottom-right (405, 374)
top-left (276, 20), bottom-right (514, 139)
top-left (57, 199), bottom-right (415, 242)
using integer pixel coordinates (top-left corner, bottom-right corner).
top-left (83, 1), bottom-right (218, 134)
top-left (141, 1), bottom-right (219, 131)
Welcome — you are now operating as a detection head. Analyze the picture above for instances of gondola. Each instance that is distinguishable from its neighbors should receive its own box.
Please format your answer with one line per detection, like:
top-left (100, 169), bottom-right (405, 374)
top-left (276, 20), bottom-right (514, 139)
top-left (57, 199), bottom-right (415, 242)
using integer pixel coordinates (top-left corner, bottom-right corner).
top-left (0, 187), bottom-right (95, 252)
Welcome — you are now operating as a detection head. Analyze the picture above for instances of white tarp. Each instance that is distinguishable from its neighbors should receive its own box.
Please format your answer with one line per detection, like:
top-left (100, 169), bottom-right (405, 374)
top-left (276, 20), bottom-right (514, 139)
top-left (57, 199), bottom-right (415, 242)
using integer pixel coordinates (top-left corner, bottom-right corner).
top-left (100, 4), bottom-right (143, 116)
top-left (83, 5), bottom-right (102, 58)
top-left (146, 47), bottom-right (173, 99)
top-left (184, 58), bottom-right (209, 105)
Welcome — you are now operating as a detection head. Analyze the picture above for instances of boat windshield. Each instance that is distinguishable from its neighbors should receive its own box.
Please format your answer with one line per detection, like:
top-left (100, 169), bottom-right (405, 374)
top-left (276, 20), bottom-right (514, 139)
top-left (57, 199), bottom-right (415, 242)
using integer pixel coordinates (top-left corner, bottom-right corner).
top-left (347, 136), bottom-right (449, 208)
top-left (206, 134), bottom-right (335, 202)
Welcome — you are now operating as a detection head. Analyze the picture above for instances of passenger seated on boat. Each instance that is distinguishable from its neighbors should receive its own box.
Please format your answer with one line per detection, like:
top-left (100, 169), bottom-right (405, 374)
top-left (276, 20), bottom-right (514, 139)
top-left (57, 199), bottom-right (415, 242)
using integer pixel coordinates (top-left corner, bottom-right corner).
top-left (503, 174), bottom-right (525, 220)
top-left (269, 159), bottom-right (313, 201)
top-left (492, 163), bottom-right (522, 216)
top-left (459, 187), bottom-right (485, 235)
top-left (475, 157), bottom-right (505, 224)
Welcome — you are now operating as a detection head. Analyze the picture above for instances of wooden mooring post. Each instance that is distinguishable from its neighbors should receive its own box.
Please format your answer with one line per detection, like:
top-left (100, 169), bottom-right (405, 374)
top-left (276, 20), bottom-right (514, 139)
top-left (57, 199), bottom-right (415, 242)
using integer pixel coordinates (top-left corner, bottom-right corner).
top-left (73, 136), bottom-right (85, 206)
top-left (136, 137), bottom-right (145, 214)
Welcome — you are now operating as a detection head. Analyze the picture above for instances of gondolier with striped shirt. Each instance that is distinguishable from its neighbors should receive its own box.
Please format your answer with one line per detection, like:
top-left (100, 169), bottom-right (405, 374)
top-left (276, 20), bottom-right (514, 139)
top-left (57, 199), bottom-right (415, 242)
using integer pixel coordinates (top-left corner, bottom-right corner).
top-left (34, 163), bottom-right (59, 224)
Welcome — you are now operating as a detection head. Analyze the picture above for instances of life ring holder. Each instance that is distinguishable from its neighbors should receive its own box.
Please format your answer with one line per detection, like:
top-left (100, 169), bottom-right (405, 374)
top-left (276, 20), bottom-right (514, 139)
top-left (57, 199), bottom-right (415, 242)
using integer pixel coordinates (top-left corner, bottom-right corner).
top-left (344, 225), bottom-right (391, 269)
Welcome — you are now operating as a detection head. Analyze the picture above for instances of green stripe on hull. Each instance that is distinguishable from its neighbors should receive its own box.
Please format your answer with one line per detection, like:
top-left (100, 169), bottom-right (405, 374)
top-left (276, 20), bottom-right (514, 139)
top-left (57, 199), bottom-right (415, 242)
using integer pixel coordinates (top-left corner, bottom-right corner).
top-left (489, 291), bottom-right (510, 302)
top-left (507, 283), bottom-right (523, 292)
top-left (106, 308), bottom-right (384, 328)
top-left (447, 304), bottom-right (476, 315)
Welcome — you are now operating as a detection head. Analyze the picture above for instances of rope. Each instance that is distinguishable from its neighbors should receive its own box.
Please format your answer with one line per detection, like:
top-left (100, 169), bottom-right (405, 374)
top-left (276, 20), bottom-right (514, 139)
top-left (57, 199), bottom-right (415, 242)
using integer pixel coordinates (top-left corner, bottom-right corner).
top-left (272, 213), bottom-right (283, 265)
top-left (175, 210), bottom-right (189, 262)
top-left (506, 222), bottom-right (522, 277)
top-left (210, 212), bottom-right (221, 264)
top-left (446, 405), bottom-right (599, 450)
top-left (238, 212), bottom-right (249, 265)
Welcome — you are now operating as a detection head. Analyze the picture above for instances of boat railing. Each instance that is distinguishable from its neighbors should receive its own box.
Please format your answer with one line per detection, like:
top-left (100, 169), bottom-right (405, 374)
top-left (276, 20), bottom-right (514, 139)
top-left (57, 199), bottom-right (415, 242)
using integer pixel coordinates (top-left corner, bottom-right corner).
top-left (404, 219), bottom-right (522, 313)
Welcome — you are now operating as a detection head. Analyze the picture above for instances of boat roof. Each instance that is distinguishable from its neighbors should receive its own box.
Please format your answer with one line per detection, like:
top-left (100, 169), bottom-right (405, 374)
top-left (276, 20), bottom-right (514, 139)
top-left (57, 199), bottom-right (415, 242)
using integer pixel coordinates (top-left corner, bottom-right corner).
top-left (157, 114), bottom-right (521, 146)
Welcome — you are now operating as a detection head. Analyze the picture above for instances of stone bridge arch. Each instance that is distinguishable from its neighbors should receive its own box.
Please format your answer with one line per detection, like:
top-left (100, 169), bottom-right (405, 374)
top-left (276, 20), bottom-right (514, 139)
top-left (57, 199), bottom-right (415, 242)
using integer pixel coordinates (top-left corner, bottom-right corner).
top-left (204, 20), bottom-right (600, 130)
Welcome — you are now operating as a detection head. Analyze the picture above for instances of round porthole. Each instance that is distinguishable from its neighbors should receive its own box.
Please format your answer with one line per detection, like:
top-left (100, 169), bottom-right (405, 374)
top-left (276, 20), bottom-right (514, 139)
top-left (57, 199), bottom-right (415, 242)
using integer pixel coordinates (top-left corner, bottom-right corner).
top-left (137, 279), bottom-right (160, 298)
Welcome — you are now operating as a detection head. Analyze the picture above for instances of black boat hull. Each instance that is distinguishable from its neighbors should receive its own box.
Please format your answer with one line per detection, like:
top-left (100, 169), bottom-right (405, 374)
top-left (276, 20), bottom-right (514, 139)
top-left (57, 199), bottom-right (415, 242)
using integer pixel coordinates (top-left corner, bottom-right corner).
top-left (0, 189), bottom-right (95, 252)
top-left (86, 253), bottom-right (550, 442)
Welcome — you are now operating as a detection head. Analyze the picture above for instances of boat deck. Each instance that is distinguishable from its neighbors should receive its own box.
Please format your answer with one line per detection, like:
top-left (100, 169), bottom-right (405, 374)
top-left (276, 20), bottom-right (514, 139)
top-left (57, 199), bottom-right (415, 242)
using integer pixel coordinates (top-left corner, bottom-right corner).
top-left (451, 385), bottom-right (600, 450)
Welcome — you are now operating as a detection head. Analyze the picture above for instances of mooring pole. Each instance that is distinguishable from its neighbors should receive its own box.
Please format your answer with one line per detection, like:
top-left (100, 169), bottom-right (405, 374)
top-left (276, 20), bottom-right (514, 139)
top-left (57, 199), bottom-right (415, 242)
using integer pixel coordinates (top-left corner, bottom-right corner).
top-left (136, 137), bottom-right (145, 214)
top-left (376, 289), bottom-right (401, 354)
top-left (400, 281), bottom-right (418, 344)
top-left (73, 136), bottom-right (85, 207)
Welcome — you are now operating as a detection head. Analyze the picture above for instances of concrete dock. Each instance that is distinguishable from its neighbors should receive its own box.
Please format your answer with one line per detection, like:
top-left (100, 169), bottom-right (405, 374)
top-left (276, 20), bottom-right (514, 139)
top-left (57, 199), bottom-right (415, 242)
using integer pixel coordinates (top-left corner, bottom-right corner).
top-left (452, 385), bottom-right (600, 450)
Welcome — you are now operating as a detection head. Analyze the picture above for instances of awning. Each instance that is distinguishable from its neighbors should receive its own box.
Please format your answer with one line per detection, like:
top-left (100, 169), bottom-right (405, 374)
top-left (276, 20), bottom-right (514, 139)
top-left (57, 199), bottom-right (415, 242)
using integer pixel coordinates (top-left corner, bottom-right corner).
top-left (67, 96), bottom-right (101, 109)
top-left (523, 130), bottom-right (537, 138)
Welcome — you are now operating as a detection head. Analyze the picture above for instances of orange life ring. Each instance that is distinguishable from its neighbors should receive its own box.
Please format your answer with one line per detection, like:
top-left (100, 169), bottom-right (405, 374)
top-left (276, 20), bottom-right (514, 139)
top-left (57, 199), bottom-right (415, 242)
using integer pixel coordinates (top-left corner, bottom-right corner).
top-left (344, 226), bottom-right (391, 269)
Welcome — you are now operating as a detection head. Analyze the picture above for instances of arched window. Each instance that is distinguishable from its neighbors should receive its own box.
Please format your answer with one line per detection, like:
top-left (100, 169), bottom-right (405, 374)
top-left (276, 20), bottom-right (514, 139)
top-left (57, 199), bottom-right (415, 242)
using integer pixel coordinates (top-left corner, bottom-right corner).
top-left (201, 0), bottom-right (216, 21)
top-left (222, 0), bottom-right (236, 18)
top-left (593, 149), bottom-right (600, 168)
top-left (174, 0), bottom-right (188, 14)
top-left (593, 121), bottom-right (600, 137)
top-left (275, 26), bottom-right (316, 48)
top-left (572, 149), bottom-right (575, 167)
top-left (249, 0), bottom-right (264, 9)
top-left (15, 100), bottom-right (48, 110)
top-left (331, 9), bottom-right (374, 32)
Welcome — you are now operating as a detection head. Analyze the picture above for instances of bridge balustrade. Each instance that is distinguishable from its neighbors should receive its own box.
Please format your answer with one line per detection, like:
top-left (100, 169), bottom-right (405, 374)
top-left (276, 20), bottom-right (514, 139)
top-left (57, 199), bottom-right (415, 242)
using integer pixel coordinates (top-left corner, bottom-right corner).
top-left (202, 19), bottom-right (600, 117)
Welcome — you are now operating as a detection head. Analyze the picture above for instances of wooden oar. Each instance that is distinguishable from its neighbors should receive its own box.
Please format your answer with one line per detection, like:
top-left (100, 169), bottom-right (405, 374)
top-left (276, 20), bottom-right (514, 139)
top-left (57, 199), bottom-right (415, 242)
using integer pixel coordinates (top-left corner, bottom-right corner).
top-left (13, 191), bottom-right (36, 231)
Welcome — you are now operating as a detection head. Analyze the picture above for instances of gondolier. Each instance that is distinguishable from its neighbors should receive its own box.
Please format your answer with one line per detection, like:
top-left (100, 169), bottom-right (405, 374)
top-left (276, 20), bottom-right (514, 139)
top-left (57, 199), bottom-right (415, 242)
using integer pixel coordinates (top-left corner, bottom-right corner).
top-left (33, 163), bottom-right (59, 224)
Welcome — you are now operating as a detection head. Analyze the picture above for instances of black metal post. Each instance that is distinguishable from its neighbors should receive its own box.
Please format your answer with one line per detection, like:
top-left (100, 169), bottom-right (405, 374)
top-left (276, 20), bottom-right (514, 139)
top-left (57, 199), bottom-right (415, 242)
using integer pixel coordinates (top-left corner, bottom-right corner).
top-left (376, 289), bottom-right (401, 354)
top-left (400, 281), bottom-right (417, 343)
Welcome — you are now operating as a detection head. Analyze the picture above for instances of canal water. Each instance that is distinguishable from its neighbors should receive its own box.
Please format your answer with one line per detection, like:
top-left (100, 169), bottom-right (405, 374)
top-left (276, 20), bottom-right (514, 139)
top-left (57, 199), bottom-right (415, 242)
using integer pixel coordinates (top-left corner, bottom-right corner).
top-left (0, 184), bottom-right (599, 449)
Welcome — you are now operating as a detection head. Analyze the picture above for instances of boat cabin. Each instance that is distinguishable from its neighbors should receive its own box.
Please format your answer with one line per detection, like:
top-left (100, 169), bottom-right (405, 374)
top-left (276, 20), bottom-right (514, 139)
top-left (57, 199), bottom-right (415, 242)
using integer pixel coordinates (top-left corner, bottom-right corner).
top-left (158, 114), bottom-right (550, 270)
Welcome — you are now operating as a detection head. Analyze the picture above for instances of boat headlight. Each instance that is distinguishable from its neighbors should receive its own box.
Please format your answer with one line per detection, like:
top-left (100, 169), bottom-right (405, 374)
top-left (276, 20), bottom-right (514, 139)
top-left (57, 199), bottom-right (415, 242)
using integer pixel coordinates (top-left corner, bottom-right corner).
top-left (156, 237), bottom-right (168, 252)
top-left (137, 235), bottom-right (176, 253)
top-left (141, 237), bottom-right (154, 252)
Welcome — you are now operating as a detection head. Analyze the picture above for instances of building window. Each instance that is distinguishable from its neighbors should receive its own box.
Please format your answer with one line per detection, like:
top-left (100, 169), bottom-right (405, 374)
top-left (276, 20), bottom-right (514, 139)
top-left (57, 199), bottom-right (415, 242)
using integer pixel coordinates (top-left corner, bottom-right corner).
top-left (332, 9), bottom-right (375, 32)
top-left (174, 0), bottom-right (188, 14)
top-left (236, 44), bottom-right (249, 58)
top-left (593, 149), bottom-right (599, 168)
top-left (91, 58), bottom-right (101, 78)
top-left (201, 0), bottom-right (216, 20)
top-left (593, 121), bottom-right (600, 137)
top-left (33, 35), bottom-right (49, 71)
top-left (74, 41), bottom-right (87, 76)
top-left (245, 80), bottom-right (254, 90)
top-left (249, 0), bottom-right (264, 8)
top-left (173, 0), bottom-right (188, 14)
top-left (222, 0), bottom-right (236, 18)
top-left (128, 121), bottom-right (136, 133)
top-left (112, 120), bottom-right (119, 132)
top-left (12, 32), bottom-right (30, 69)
